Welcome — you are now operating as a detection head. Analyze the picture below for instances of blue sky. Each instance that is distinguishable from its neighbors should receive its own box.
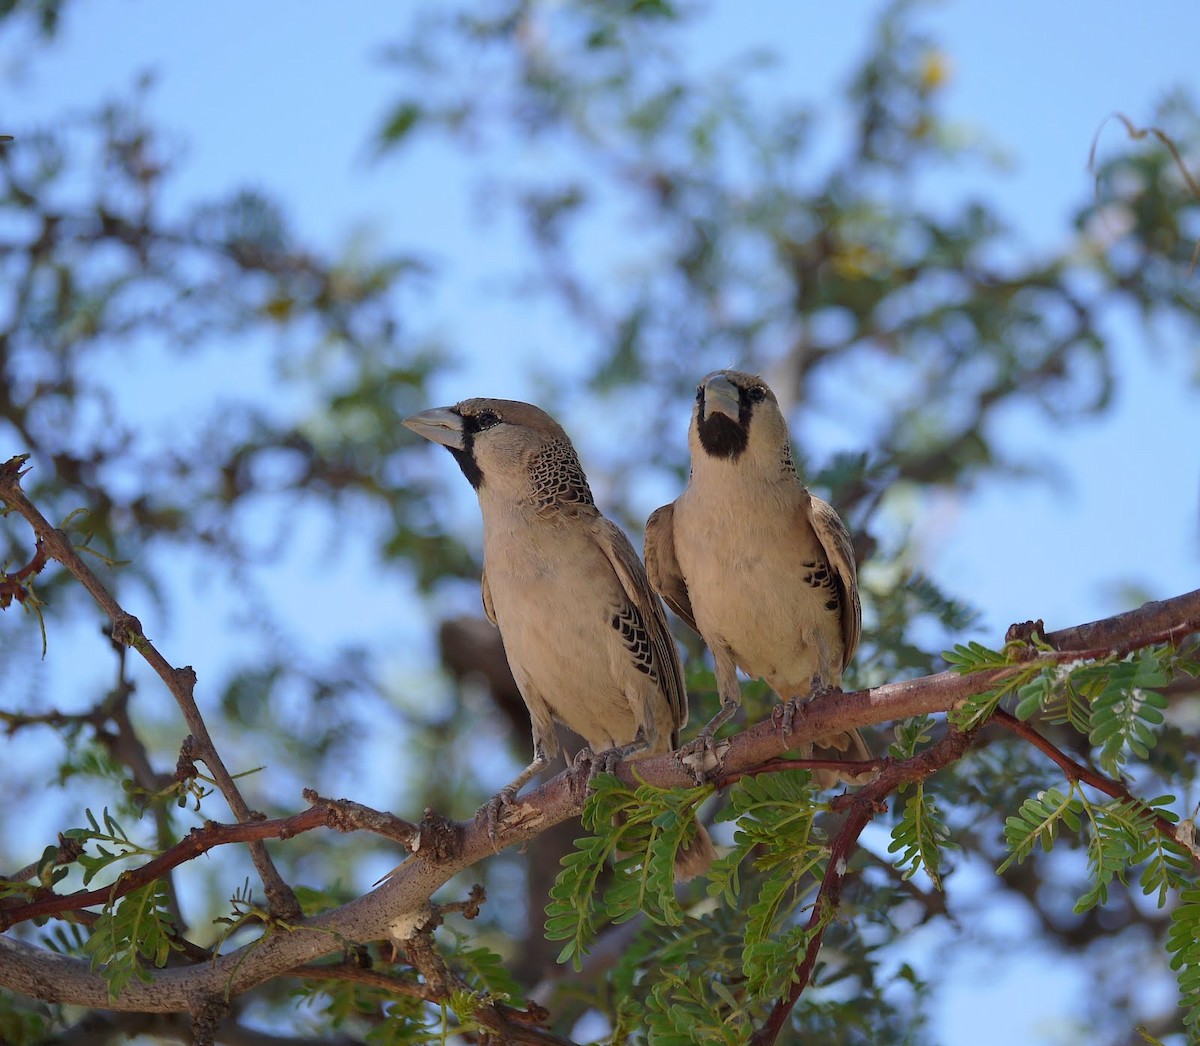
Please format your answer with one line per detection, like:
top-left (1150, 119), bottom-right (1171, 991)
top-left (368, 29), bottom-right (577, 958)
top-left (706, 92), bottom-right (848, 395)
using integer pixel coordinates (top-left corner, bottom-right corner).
top-left (10, 0), bottom-right (1193, 638)
top-left (4, 2), bottom-right (1200, 1043)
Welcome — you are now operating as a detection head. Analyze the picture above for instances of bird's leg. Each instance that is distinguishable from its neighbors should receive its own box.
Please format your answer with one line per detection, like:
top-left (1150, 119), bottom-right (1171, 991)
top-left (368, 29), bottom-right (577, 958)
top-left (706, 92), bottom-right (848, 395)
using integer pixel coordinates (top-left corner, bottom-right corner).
top-left (775, 668), bottom-right (843, 739)
top-left (486, 741), bottom-right (549, 847)
top-left (677, 647), bottom-right (741, 783)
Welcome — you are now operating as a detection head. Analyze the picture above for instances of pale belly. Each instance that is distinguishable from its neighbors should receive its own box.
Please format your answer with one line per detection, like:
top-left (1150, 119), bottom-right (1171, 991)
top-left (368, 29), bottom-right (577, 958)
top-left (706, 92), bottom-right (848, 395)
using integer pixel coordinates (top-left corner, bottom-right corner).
top-left (676, 510), bottom-right (842, 694)
top-left (484, 540), bottom-right (653, 751)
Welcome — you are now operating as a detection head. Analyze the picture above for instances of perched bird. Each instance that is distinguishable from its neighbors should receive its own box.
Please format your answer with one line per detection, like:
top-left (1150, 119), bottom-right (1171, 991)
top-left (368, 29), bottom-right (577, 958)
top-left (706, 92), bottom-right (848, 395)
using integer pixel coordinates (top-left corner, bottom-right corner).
top-left (644, 370), bottom-right (870, 787)
top-left (403, 398), bottom-right (715, 879)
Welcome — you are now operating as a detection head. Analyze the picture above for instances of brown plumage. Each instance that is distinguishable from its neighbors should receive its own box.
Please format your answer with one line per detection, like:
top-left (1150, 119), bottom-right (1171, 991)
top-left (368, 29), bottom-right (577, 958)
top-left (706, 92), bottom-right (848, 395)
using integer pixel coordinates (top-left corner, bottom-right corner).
top-left (404, 398), bottom-right (715, 879)
top-left (645, 371), bottom-right (871, 787)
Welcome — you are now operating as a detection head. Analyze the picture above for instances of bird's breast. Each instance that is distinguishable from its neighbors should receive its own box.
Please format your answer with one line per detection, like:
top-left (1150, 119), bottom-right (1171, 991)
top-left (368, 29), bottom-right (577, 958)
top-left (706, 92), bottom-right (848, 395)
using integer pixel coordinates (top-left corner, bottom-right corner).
top-left (673, 488), bottom-right (842, 687)
top-left (478, 515), bottom-right (670, 750)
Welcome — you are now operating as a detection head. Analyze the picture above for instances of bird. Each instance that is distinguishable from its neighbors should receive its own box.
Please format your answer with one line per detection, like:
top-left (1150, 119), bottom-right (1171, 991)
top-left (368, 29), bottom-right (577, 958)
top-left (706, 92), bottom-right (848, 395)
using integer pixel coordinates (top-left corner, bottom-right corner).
top-left (644, 370), bottom-right (871, 788)
top-left (403, 397), bottom-right (715, 880)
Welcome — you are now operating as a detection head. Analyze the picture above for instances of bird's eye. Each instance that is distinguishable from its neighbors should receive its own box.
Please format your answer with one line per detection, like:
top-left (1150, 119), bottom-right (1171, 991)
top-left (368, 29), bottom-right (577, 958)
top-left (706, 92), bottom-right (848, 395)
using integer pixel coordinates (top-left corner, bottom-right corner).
top-left (475, 409), bottom-right (501, 429)
top-left (748, 385), bottom-right (767, 403)
top-left (695, 385), bottom-right (704, 403)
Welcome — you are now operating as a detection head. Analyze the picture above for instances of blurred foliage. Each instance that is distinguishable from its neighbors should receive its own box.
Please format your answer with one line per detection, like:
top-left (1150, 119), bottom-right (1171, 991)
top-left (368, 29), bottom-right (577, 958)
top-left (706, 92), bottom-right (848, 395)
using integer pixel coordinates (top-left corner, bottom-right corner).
top-left (2, 0), bottom-right (1200, 1042)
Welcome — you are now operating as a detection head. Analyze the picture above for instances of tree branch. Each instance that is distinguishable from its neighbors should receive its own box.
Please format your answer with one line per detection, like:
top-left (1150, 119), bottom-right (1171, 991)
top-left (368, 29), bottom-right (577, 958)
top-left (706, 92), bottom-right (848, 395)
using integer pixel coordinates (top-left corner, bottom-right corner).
top-left (751, 727), bottom-right (977, 1045)
top-left (1, 460), bottom-right (1197, 1026)
top-left (0, 455), bottom-right (301, 921)
top-left (992, 709), bottom-right (1194, 851)
top-left (1, 796), bottom-right (420, 929)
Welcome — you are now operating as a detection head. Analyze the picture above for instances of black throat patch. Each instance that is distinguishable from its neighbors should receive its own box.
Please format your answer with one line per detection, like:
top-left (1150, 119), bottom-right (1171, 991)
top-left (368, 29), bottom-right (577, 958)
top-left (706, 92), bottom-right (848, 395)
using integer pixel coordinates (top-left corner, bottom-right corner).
top-left (446, 410), bottom-right (493, 489)
top-left (697, 408), bottom-right (749, 459)
top-left (447, 445), bottom-right (483, 489)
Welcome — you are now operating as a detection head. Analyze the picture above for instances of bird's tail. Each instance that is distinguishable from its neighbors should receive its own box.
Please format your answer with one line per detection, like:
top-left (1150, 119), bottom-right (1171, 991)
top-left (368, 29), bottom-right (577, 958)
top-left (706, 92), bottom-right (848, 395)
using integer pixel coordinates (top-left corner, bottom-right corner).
top-left (809, 727), bottom-right (877, 789)
top-left (612, 810), bottom-right (715, 882)
top-left (674, 819), bottom-right (717, 882)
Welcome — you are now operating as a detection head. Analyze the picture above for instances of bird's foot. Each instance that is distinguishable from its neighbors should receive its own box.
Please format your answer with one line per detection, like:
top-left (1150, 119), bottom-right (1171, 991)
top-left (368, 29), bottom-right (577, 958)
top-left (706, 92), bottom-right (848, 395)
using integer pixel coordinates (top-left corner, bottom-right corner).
top-left (775, 679), bottom-right (845, 740)
top-left (676, 730), bottom-right (725, 785)
top-left (570, 745), bottom-right (623, 792)
top-left (485, 785), bottom-right (520, 850)
top-left (772, 698), bottom-right (798, 739)
top-left (809, 676), bottom-right (844, 701)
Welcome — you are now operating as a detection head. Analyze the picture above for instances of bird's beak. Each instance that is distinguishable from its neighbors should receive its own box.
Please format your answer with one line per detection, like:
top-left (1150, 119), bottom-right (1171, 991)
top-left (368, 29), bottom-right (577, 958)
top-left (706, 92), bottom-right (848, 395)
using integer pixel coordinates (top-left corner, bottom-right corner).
top-left (701, 373), bottom-right (741, 422)
top-left (402, 406), bottom-right (465, 451)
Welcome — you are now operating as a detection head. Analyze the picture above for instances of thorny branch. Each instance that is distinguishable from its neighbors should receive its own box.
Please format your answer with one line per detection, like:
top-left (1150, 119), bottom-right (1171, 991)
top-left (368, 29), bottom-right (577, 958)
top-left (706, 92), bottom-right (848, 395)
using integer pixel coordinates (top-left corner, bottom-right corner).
top-left (2, 455), bottom-right (1200, 1036)
top-left (0, 795), bottom-right (421, 930)
top-left (0, 455), bottom-right (301, 921)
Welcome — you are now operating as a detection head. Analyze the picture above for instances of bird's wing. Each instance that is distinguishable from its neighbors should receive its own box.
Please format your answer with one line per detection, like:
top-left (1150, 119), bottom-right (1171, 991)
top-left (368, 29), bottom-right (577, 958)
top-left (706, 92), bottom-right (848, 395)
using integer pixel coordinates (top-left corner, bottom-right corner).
top-left (591, 516), bottom-right (689, 732)
top-left (480, 568), bottom-right (497, 627)
top-left (810, 495), bottom-right (862, 670)
top-left (643, 502), bottom-right (699, 635)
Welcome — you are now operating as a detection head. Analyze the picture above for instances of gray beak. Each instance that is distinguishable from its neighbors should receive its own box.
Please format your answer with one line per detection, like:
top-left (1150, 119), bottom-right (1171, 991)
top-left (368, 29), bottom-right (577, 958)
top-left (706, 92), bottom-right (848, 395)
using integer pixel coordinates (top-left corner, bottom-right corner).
top-left (701, 373), bottom-right (741, 422)
top-left (402, 406), bottom-right (465, 451)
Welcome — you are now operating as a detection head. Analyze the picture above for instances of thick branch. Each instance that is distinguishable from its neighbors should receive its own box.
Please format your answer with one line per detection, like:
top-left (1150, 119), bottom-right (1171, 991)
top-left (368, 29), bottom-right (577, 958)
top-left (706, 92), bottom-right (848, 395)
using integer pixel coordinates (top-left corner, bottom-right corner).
top-left (1041, 590), bottom-right (1200, 654)
top-left (0, 510), bottom-right (1195, 1016)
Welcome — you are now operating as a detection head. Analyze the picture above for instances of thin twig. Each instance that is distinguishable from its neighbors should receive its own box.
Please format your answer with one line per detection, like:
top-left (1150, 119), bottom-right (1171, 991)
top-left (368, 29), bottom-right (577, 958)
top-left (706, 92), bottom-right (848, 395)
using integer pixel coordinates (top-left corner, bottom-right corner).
top-left (992, 709), bottom-right (1193, 854)
top-left (752, 728), bottom-right (976, 1045)
top-left (0, 456), bottom-right (300, 920)
top-left (0, 795), bottom-right (421, 929)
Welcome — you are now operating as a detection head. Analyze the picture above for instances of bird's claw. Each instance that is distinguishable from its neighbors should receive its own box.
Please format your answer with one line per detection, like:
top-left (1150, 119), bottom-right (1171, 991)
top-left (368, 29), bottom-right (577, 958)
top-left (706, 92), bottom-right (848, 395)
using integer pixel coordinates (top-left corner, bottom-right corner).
top-left (774, 680), bottom-right (844, 741)
top-left (571, 745), bottom-right (623, 792)
top-left (485, 786), bottom-right (518, 849)
top-left (811, 678), bottom-right (844, 701)
top-left (772, 698), bottom-right (798, 739)
top-left (677, 731), bottom-right (724, 785)
top-left (571, 745), bottom-right (595, 777)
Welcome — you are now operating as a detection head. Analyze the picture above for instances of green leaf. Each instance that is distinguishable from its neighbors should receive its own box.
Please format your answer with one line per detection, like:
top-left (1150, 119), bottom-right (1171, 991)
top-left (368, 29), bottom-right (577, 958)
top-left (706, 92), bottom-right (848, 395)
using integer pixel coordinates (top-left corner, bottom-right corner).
top-left (546, 772), bottom-right (715, 968)
top-left (378, 102), bottom-right (423, 145)
top-left (888, 785), bottom-right (952, 889)
top-left (1166, 887), bottom-right (1200, 1029)
top-left (998, 787), bottom-right (1082, 873)
top-left (544, 829), bottom-right (613, 970)
top-left (81, 880), bottom-right (179, 1000)
top-left (1014, 672), bottom-right (1053, 720)
top-left (62, 807), bottom-right (159, 887)
top-left (890, 714), bottom-right (935, 759)
top-left (646, 972), bottom-right (749, 1045)
top-left (942, 640), bottom-right (1010, 672)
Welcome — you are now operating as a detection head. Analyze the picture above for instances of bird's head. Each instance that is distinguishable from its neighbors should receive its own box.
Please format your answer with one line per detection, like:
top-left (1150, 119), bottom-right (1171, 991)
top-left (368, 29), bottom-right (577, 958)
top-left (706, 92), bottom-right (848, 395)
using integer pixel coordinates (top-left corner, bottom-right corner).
top-left (690, 370), bottom-right (792, 469)
top-left (403, 398), bottom-right (595, 508)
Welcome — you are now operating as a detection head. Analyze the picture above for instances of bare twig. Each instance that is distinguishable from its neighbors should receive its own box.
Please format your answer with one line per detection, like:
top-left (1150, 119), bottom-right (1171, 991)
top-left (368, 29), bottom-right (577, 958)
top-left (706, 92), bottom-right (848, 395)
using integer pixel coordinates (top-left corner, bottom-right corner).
top-left (302, 790), bottom-right (421, 849)
top-left (1, 795), bottom-right (420, 929)
top-left (0, 455), bottom-right (300, 920)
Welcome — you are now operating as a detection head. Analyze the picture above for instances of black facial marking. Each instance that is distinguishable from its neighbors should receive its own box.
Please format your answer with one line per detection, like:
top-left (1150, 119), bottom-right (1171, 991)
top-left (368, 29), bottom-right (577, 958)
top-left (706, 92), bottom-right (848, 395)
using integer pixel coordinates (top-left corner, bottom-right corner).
top-left (697, 412), bottom-right (748, 458)
top-left (448, 446), bottom-right (483, 489)
top-left (696, 382), bottom-right (751, 459)
top-left (446, 407), bottom-right (501, 490)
